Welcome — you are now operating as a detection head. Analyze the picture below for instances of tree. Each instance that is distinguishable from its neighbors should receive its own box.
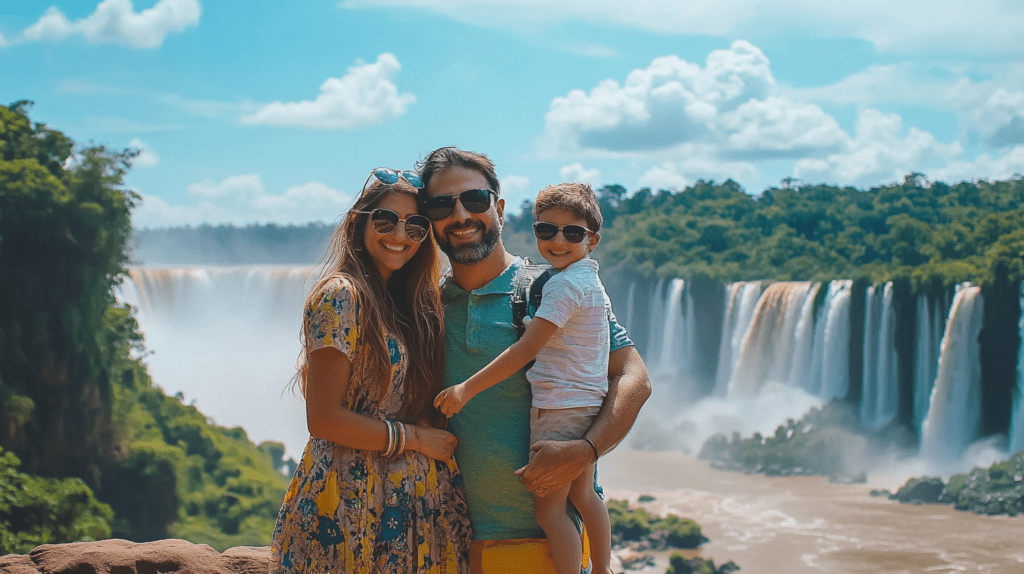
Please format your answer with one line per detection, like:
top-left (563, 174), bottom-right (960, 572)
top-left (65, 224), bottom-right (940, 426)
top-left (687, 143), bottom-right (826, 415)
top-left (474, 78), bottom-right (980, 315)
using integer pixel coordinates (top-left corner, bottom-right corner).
top-left (0, 101), bottom-right (137, 486)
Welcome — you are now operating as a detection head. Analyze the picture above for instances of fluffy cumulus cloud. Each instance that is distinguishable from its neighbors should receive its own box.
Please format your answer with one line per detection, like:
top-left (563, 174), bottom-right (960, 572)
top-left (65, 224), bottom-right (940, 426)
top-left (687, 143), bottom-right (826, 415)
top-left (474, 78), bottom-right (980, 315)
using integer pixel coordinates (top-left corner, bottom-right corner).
top-left (18, 0), bottom-right (200, 49)
top-left (128, 138), bottom-right (159, 168)
top-left (134, 175), bottom-right (354, 227)
top-left (793, 109), bottom-right (963, 187)
top-left (559, 163), bottom-right (601, 185)
top-left (543, 40), bottom-right (847, 162)
top-left (241, 54), bottom-right (415, 129)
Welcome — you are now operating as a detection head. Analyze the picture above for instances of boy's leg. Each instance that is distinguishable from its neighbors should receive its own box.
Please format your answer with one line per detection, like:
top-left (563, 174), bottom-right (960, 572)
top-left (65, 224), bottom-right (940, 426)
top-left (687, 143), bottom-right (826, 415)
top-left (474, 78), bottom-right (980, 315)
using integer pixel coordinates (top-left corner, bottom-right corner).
top-left (533, 484), bottom-right (581, 574)
top-left (569, 462), bottom-right (611, 574)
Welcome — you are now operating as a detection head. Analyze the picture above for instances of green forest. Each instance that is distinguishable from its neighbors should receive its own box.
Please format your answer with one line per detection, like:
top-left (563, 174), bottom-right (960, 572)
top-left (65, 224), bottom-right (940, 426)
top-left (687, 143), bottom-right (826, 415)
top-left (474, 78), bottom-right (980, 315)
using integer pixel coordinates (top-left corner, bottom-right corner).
top-left (0, 102), bottom-right (288, 554)
top-left (3, 98), bottom-right (1024, 553)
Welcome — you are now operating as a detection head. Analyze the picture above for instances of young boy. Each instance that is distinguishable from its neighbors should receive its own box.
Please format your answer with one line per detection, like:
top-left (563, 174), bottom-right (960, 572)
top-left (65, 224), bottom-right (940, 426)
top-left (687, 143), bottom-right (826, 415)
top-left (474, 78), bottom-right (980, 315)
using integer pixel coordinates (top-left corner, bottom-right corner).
top-left (434, 182), bottom-right (613, 574)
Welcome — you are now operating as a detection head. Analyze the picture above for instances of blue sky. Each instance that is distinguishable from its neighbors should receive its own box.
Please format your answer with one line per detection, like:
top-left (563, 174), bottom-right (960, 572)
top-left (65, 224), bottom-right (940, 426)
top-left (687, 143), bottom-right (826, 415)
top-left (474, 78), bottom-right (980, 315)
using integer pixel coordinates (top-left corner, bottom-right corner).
top-left (3, 0), bottom-right (1024, 228)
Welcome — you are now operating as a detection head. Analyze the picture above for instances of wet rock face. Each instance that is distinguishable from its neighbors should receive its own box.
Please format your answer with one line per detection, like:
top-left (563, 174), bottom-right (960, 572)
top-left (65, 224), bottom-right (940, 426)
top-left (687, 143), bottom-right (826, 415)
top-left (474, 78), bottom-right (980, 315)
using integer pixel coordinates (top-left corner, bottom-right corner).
top-left (0, 539), bottom-right (269, 574)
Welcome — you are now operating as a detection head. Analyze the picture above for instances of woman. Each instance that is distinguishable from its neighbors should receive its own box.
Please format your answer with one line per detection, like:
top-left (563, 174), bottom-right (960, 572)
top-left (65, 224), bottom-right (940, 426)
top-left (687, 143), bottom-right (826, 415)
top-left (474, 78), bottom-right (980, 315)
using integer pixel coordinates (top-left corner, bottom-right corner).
top-left (269, 168), bottom-right (472, 574)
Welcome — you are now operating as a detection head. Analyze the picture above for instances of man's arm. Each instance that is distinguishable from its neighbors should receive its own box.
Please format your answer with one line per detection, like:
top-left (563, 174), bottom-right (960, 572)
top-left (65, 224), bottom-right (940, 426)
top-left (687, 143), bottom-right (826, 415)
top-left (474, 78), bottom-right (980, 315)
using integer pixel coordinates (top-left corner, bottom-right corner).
top-left (515, 345), bottom-right (651, 495)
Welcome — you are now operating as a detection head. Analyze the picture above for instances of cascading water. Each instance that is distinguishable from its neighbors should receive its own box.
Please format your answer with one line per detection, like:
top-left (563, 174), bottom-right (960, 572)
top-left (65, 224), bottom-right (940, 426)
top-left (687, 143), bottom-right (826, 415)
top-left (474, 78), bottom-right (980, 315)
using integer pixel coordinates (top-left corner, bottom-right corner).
top-left (807, 280), bottom-right (852, 401)
top-left (861, 282), bottom-right (899, 428)
top-left (726, 282), bottom-right (817, 397)
top-left (1009, 283), bottom-right (1024, 454)
top-left (920, 283), bottom-right (984, 464)
top-left (713, 281), bottom-right (763, 395)
top-left (118, 266), bottom-right (313, 458)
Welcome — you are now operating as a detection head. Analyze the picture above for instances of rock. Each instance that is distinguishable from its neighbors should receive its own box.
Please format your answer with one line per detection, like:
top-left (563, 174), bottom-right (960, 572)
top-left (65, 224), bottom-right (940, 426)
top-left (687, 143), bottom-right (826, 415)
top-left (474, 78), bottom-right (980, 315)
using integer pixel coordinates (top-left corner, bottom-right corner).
top-left (892, 477), bottom-right (945, 504)
top-left (615, 549), bottom-right (655, 570)
top-left (870, 489), bottom-right (893, 497)
top-left (1, 539), bottom-right (269, 574)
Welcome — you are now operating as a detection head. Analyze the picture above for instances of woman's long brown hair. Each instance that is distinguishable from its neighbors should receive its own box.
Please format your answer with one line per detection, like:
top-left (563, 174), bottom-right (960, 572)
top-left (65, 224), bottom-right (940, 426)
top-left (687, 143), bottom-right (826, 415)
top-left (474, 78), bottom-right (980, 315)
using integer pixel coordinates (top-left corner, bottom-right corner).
top-left (292, 178), bottom-right (445, 423)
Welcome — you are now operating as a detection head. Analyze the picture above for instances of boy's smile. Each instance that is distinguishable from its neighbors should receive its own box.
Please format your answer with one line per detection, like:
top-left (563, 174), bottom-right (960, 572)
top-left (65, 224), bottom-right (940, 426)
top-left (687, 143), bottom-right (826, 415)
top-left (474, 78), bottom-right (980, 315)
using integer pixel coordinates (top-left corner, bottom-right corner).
top-left (534, 207), bottom-right (600, 270)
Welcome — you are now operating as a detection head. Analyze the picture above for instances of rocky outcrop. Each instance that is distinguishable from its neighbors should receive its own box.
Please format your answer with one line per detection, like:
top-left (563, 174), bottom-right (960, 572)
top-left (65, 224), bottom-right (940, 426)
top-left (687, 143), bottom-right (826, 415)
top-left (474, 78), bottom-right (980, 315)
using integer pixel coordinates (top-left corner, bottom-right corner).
top-left (0, 539), bottom-right (269, 574)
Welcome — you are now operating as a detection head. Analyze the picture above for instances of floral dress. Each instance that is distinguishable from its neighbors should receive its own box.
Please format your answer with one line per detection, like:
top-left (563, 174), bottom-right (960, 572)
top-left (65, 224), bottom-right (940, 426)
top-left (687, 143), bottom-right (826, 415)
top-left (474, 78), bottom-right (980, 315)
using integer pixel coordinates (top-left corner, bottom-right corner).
top-left (269, 276), bottom-right (473, 574)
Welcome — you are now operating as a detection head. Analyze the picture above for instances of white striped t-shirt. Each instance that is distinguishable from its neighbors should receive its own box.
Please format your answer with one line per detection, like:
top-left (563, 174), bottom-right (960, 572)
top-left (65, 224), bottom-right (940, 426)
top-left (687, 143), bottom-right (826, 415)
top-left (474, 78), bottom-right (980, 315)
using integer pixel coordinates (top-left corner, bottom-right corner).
top-left (527, 257), bottom-right (610, 409)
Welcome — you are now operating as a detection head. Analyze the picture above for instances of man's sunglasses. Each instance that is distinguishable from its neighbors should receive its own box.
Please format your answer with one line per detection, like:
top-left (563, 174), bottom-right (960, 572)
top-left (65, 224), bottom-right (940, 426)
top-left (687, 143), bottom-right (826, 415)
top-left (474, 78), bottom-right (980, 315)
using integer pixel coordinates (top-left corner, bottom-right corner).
top-left (363, 167), bottom-right (424, 192)
top-left (356, 209), bottom-right (430, 243)
top-left (532, 222), bottom-right (595, 243)
top-left (421, 188), bottom-right (497, 221)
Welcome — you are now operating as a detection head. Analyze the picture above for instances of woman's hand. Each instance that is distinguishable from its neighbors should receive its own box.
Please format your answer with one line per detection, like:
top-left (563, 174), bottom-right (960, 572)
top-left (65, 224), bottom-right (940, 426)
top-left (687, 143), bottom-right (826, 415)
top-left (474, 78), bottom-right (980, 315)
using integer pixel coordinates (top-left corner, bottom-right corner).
top-left (408, 425), bottom-right (458, 461)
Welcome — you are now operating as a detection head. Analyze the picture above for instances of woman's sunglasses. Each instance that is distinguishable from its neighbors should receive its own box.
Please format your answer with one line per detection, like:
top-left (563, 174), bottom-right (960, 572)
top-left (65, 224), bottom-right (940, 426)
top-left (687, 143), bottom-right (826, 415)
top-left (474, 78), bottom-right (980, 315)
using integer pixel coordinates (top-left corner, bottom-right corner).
top-left (363, 167), bottom-right (424, 192)
top-left (421, 188), bottom-right (497, 221)
top-left (532, 222), bottom-right (595, 243)
top-left (356, 209), bottom-right (430, 243)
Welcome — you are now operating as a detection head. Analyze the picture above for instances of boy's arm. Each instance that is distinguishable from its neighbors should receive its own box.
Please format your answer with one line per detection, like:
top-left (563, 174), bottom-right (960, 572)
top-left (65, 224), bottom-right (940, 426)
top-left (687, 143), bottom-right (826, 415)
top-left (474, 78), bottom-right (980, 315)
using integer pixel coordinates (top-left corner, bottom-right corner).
top-left (516, 345), bottom-right (651, 496)
top-left (434, 316), bottom-right (559, 416)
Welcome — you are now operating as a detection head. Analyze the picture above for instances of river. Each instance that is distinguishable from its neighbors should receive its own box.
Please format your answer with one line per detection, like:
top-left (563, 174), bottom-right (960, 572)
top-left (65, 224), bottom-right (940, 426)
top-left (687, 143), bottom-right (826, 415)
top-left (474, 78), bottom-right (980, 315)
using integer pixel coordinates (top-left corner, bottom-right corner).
top-left (600, 447), bottom-right (1024, 574)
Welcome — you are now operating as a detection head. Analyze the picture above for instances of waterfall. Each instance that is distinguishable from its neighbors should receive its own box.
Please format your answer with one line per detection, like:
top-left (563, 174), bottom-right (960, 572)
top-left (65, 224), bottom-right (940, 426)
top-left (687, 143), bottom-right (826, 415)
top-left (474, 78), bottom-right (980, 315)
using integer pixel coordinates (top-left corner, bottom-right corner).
top-left (726, 282), bottom-right (816, 397)
top-left (118, 266), bottom-right (313, 458)
top-left (1009, 283), bottom-right (1024, 454)
top-left (714, 281), bottom-right (763, 394)
top-left (624, 281), bottom-right (637, 333)
top-left (861, 282), bottom-right (898, 428)
top-left (920, 283), bottom-right (984, 463)
top-left (806, 280), bottom-right (852, 401)
top-left (654, 279), bottom-right (691, 381)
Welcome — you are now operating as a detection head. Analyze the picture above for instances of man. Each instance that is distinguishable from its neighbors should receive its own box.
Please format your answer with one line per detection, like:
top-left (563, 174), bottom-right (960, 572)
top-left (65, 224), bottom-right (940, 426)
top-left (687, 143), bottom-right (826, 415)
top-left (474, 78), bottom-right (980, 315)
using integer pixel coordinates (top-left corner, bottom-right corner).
top-left (417, 147), bottom-right (651, 573)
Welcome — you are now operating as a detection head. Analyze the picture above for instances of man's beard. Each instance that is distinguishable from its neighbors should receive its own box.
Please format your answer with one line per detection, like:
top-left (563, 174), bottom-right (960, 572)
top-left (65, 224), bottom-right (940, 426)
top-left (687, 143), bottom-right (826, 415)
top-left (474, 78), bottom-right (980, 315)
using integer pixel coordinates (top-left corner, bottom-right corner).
top-left (437, 222), bottom-right (501, 265)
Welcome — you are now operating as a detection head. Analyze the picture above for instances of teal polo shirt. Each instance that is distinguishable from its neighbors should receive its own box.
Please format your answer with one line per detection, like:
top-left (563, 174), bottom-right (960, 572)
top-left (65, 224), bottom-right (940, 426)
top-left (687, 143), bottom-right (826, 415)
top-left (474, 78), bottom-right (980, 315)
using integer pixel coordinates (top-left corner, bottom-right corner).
top-left (441, 257), bottom-right (633, 541)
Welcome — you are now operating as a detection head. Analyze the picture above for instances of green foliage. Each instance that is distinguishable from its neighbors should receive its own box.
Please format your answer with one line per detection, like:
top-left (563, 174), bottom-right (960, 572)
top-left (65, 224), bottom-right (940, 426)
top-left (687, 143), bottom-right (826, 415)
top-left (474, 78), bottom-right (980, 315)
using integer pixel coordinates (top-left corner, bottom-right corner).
top-left (0, 448), bottom-right (113, 554)
top-left (606, 499), bottom-right (706, 549)
top-left (0, 101), bottom-right (137, 482)
top-left (0, 102), bottom-right (287, 551)
top-left (103, 328), bottom-right (288, 549)
top-left (591, 175), bottom-right (1024, 289)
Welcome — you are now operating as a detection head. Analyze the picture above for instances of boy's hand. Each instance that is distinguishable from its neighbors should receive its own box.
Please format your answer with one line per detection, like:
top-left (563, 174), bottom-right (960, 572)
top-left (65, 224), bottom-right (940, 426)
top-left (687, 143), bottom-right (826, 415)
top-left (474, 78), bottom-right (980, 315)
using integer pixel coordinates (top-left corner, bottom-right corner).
top-left (434, 383), bottom-right (472, 417)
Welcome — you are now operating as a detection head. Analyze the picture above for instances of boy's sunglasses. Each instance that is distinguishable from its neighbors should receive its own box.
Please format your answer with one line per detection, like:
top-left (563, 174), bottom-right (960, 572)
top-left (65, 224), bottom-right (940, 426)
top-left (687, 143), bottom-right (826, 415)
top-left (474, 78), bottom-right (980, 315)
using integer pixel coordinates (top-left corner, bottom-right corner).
top-left (532, 222), bottom-right (595, 243)
top-left (356, 209), bottom-right (430, 243)
top-left (421, 188), bottom-right (497, 221)
top-left (363, 167), bottom-right (424, 192)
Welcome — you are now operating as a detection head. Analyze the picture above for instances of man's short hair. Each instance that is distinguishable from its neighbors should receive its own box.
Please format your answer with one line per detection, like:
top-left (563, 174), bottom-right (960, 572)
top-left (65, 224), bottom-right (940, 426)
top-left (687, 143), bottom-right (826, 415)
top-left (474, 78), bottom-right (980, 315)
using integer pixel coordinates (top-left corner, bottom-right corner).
top-left (417, 147), bottom-right (501, 197)
top-left (533, 182), bottom-right (603, 232)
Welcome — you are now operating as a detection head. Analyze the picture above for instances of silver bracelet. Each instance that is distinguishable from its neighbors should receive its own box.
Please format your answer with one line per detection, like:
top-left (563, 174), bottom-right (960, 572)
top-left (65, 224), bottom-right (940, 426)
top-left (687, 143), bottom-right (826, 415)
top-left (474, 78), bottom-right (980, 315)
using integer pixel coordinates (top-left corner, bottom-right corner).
top-left (383, 420), bottom-right (396, 456)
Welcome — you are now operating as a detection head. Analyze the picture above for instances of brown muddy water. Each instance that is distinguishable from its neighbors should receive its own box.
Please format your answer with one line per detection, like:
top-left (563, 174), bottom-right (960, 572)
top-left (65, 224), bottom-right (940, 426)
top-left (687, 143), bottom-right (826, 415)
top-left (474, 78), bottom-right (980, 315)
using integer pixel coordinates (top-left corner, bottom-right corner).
top-left (599, 447), bottom-right (1024, 574)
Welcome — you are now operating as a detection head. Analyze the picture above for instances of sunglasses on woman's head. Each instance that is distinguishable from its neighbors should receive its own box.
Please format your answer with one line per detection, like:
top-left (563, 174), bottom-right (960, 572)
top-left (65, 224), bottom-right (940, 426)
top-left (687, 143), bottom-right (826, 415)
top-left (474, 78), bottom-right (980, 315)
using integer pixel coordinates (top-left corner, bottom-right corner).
top-left (363, 167), bottom-right (424, 192)
top-left (421, 188), bottom-right (497, 221)
top-left (532, 222), bottom-right (594, 243)
top-left (356, 209), bottom-right (430, 243)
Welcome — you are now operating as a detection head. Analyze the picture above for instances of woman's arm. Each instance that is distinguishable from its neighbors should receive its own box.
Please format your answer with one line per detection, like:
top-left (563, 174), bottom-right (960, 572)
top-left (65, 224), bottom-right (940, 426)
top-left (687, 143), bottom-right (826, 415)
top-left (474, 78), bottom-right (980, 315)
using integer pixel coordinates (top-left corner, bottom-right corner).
top-left (305, 346), bottom-right (458, 460)
top-left (434, 316), bottom-right (559, 416)
top-left (515, 345), bottom-right (651, 495)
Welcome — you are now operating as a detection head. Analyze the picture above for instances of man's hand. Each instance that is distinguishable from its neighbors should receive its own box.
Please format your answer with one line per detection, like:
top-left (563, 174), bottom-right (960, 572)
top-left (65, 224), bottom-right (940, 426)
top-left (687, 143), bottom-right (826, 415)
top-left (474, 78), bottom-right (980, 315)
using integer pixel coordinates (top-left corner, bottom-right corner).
top-left (514, 439), bottom-right (592, 497)
top-left (434, 383), bottom-right (472, 417)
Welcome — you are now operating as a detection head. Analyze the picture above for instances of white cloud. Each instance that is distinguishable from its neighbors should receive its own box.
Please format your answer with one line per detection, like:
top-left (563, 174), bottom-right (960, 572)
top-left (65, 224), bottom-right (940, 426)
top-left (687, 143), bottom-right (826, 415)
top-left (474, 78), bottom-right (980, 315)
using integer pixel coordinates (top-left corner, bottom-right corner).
top-left (134, 177), bottom-right (355, 227)
top-left (0, 33), bottom-right (9, 47)
top-left (543, 40), bottom-right (846, 162)
top-left (344, 0), bottom-right (1024, 57)
top-left (638, 162), bottom-right (689, 191)
top-left (19, 0), bottom-right (200, 49)
top-left (241, 53), bottom-right (415, 129)
top-left (128, 138), bottom-right (159, 168)
top-left (187, 174), bottom-right (263, 200)
top-left (499, 174), bottom-right (531, 197)
top-left (793, 109), bottom-right (963, 188)
top-left (964, 89), bottom-right (1024, 148)
top-left (928, 146), bottom-right (1024, 184)
top-left (559, 163), bottom-right (601, 185)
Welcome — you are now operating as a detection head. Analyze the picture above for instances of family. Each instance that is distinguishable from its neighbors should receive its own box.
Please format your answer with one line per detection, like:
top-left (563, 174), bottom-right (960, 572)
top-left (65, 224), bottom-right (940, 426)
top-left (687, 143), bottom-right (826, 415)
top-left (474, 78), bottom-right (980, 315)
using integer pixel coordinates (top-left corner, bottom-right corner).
top-left (267, 147), bottom-right (652, 574)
